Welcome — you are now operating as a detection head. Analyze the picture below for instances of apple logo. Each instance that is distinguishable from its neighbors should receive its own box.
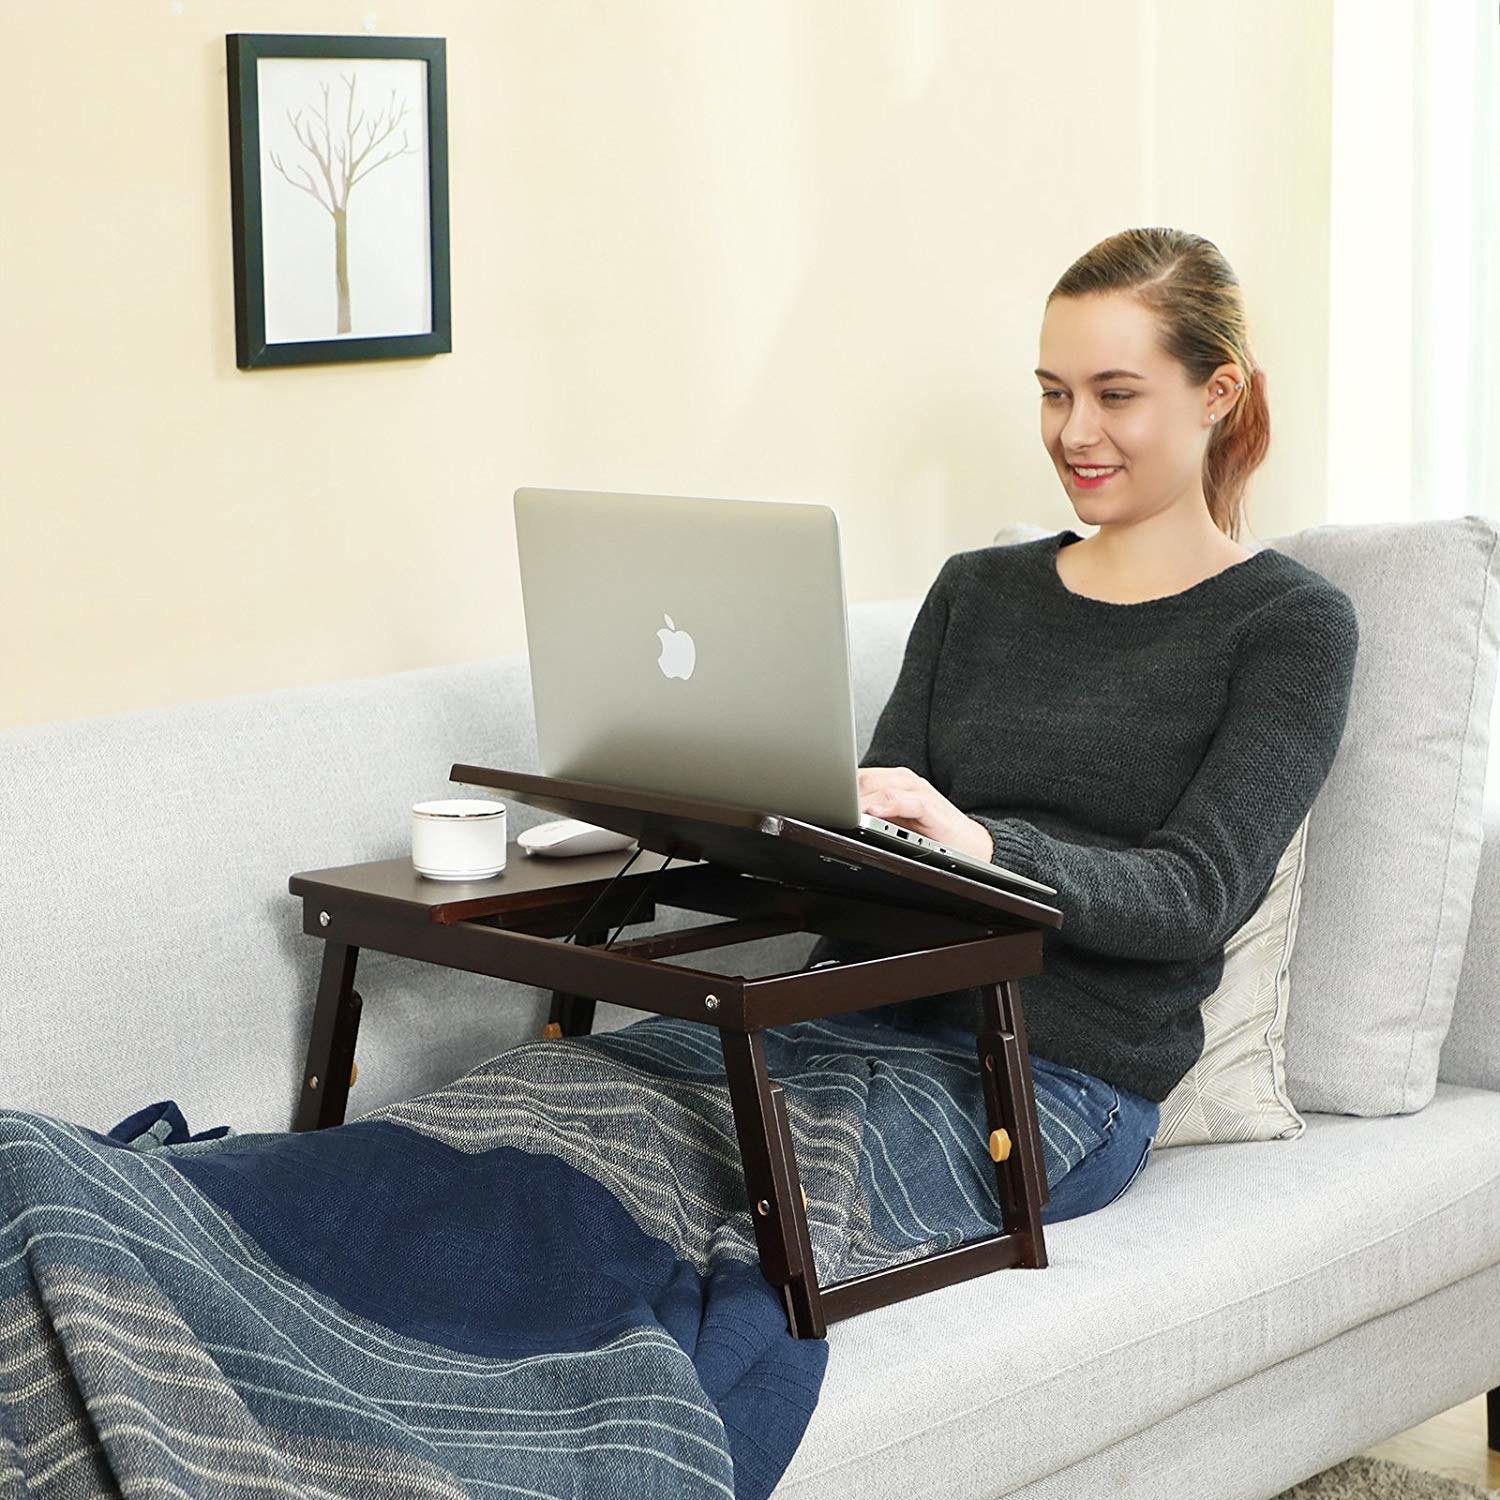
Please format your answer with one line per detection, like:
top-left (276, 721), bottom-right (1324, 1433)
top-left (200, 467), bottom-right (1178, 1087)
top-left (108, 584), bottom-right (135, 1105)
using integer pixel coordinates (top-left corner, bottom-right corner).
top-left (656, 614), bottom-right (696, 680)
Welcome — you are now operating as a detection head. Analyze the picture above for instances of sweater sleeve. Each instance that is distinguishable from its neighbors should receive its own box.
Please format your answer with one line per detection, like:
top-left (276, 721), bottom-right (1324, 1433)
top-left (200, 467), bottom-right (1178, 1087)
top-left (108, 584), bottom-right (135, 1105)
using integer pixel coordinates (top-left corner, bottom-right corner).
top-left (856, 554), bottom-right (962, 776)
top-left (970, 583), bottom-right (1360, 963)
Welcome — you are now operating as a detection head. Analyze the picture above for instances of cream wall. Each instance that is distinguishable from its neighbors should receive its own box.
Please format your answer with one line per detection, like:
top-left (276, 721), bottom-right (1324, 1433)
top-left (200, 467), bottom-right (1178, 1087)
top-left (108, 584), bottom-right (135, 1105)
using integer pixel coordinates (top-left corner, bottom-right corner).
top-left (0, 0), bottom-right (1334, 730)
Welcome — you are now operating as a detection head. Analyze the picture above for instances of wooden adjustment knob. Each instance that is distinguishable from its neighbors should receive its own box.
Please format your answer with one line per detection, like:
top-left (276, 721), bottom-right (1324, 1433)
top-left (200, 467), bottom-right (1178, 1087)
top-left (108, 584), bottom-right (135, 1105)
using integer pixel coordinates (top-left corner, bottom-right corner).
top-left (543, 1022), bottom-right (563, 1040)
top-left (349, 1061), bottom-right (358, 1086)
top-left (989, 1128), bottom-right (1011, 1163)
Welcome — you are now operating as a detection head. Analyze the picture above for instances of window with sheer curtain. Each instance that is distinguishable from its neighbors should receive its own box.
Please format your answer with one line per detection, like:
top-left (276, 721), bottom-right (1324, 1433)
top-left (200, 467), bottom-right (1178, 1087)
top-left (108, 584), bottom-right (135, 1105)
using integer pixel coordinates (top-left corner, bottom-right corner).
top-left (1327, 0), bottom-right (1497, 529)
top-left (1327, 0), bottom-right (1500, 802)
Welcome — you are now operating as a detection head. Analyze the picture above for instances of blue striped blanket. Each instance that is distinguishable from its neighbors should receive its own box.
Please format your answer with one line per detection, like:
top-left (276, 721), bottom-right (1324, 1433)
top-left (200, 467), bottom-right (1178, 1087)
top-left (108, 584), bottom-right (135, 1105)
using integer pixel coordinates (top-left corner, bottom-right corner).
top-left (0, 1011), bottom-right (1106, 1498)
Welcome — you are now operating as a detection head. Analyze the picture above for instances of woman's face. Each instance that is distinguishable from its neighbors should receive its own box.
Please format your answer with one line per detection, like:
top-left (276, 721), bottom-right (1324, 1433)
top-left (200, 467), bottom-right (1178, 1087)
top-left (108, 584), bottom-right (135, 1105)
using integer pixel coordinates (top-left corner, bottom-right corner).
top-left (1036, 292), bottom-right (1228, 523)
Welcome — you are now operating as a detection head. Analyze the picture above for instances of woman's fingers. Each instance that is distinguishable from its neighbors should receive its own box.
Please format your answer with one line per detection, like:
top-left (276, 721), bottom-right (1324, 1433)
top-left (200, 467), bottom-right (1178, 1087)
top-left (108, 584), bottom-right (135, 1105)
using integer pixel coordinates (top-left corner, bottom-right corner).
top-left (865, 790), bottom-right (928, 824)
top-left (860, 769), bottom-right (932, 816)
top-left (858, 766), bottom-right (923, 796)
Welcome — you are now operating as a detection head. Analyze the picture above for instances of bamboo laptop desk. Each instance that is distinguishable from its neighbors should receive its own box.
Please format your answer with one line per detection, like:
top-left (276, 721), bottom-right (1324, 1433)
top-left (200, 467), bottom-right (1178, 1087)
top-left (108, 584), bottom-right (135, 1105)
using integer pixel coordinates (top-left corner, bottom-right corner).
top-left (288, 766), bottom-right (1064, 1341)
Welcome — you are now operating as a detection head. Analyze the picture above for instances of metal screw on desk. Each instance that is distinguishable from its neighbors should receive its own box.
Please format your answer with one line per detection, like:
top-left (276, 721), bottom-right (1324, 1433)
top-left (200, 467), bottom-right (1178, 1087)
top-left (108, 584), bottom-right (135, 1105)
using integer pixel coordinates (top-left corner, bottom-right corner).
top-left (756, 1198), bottom-right (770, 1216)
top-left (704, 994), bottom-right (720, 1011)
top-left (308, 1075), bottom-right (320, 1090)
top-left (985, 1054), bottom-right (994, 1072)
top-left (319, 911), bottom-right (330, 928)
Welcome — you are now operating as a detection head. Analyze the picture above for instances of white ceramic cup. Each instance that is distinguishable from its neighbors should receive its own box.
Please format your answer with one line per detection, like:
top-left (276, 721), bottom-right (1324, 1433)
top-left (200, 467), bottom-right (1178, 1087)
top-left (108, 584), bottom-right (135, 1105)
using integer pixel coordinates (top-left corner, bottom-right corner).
top-left (411, 798), bottom-right (508, 880)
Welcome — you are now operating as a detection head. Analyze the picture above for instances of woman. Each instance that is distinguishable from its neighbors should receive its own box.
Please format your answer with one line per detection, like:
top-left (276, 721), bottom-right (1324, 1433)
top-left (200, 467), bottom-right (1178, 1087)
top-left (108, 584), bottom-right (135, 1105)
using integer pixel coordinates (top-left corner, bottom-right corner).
top-left (804, 225), bottom-right (1360, 1225)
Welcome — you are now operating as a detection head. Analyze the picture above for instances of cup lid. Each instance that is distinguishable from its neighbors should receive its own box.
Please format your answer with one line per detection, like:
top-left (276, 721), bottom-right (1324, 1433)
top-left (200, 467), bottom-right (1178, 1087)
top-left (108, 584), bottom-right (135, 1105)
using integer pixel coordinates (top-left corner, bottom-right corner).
top-left (412, 798), bottom-right (507, 818)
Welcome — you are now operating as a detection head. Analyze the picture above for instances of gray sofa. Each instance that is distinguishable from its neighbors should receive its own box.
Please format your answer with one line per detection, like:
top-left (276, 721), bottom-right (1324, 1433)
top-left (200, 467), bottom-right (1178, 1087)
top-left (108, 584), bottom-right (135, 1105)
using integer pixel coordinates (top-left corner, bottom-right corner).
top-left (3, 517), bottom-right (1499, 1499)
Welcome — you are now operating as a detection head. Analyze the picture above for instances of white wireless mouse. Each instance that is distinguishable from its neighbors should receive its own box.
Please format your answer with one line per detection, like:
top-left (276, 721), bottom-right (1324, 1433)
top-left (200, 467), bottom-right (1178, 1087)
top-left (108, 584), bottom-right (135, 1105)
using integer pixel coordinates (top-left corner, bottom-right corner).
top-left (517, 817), bottom-right (639, 858)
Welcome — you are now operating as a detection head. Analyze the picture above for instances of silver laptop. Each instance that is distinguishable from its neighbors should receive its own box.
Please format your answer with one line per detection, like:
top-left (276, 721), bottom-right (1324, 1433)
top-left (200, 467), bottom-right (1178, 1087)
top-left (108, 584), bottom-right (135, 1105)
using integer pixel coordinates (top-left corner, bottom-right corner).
top-left (512, 486), bottom-right (1055, 898)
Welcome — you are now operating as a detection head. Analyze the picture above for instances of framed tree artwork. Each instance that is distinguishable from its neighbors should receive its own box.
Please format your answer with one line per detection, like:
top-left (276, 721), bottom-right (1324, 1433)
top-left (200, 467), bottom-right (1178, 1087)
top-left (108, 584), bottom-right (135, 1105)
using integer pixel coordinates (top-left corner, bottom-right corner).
top-left (226, 33), bottom-right (451, 368)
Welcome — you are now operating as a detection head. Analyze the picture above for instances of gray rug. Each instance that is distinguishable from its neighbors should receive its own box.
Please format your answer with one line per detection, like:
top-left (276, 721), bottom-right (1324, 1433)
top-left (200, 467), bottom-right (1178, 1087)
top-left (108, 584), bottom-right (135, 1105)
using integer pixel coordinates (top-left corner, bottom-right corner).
top-left (1273, 1455), bottom-right (1498, 1498)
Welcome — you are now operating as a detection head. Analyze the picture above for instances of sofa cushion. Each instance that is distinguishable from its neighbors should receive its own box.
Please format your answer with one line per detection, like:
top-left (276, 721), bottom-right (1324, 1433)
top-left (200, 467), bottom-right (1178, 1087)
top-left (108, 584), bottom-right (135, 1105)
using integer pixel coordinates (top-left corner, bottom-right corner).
top-left (992, 516), bottom-right (1500, 1118)
top-left (0, 657), bottom-right (555, 1132)
top-left (772, 1081), bottom-right (1500, 1497)
top-left (941, 1260), bottom-right (1500, 1500)
top-left (1270, 517), bottom-right (1500, 1114)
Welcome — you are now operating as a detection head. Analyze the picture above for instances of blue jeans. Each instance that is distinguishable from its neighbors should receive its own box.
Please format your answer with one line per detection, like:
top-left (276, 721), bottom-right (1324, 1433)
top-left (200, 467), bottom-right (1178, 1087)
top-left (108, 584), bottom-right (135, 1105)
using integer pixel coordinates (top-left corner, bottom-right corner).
top-left (1028, 1052), bottom-right (1160, 1224)
top-left (800, 940), bottom-right (1160, 1223)
top-left (851, 996), bottom-right (1161, 1225)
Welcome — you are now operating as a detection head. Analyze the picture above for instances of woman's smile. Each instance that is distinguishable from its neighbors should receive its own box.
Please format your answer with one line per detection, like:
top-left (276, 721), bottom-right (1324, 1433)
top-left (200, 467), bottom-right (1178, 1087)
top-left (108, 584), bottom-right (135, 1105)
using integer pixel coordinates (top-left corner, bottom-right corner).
top-left (1069, 463), bottom-right (1124, 489)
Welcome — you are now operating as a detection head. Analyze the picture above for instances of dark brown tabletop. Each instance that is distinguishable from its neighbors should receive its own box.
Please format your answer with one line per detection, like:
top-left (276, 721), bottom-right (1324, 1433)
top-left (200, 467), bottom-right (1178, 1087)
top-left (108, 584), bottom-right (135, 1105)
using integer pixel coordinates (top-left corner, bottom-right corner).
top-left (448, 764), bottom-right (1063, 931)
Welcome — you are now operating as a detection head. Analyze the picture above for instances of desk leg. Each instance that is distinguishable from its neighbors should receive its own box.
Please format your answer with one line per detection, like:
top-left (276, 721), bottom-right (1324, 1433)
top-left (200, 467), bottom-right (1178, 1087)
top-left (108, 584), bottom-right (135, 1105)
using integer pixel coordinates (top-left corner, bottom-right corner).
top-left (769, 1081), bottom-right (822, 1338)
top-left (978, 980), bottom-right (1048, 1268)
top-left (546, 991), bottom-right (598, 1039)
top-left (997, 977), bottom-right (1050, 1211)
top-left (545, 928), bottom-right (606, 1038)
top-left (720, 1029), bottom-right (825, 1340)
top-left (293, 941), bottom-right (362, 1132)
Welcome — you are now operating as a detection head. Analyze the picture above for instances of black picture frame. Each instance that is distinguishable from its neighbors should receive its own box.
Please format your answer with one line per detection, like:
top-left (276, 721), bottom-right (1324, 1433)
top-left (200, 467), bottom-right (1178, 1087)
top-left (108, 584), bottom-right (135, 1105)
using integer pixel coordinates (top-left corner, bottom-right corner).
top-left (226, 33), bottom-right (451, 369)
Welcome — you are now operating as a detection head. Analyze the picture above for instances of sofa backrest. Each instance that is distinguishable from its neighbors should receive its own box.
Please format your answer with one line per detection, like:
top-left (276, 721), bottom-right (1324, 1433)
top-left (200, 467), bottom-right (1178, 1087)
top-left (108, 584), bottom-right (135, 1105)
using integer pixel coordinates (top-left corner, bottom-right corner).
top-left (0, 599), bottom-right (919, 1134)
top-left (4, 572), bottom-right (1495, 1139)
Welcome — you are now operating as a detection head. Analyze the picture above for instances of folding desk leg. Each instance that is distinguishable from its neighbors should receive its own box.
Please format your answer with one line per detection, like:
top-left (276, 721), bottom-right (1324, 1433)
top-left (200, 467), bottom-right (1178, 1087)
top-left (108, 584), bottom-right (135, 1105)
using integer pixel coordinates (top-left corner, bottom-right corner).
top-left (978, 981), bottom-right (1048, 1269)
top-left (997, 977), bottom-right (1051, 1210)
top-left (545, 927), bottom-right (607, 1038)
top-left (293, 940), bottom-right (362, 1132)
top-left (545, 990), bottom-right (598, 1039)
top-left (720, 1029), bottom-right (825, 1340)
top-left (769, 1080), bottom-right (822, 1338)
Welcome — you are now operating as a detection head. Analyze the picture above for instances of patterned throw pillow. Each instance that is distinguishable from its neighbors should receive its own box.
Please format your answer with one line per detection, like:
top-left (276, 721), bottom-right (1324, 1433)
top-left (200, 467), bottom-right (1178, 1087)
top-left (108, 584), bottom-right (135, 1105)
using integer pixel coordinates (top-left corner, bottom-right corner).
top-left (1152, 814), bottom-right (1310, 1148)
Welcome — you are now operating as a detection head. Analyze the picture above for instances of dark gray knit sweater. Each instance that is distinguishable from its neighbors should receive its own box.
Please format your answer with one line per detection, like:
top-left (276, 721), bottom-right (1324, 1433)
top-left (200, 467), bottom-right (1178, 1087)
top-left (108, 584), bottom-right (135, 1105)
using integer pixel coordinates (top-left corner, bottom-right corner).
top-left (807, 528), bottom-right (1360, 1104)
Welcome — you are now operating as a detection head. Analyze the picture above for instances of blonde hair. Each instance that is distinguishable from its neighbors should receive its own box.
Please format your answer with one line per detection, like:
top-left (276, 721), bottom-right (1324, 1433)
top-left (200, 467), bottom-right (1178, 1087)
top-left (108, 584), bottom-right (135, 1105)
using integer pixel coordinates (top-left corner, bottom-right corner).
top-left (1049, 227), bottom-right (1270, 542)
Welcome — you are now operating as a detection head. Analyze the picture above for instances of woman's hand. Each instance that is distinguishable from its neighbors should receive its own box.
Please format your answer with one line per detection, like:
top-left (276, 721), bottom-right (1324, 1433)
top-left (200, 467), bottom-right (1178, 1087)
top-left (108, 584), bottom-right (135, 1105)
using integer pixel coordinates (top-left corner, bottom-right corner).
top-left (858, 767), bottom-right (996, 863)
